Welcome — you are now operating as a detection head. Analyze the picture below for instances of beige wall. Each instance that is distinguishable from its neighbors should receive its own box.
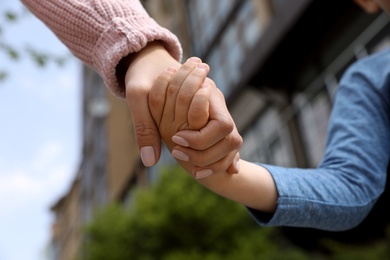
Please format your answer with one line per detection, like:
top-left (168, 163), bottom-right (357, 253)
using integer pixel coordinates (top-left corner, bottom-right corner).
top-left (106, 91), bottom-right (140, 201)
top-left (51, 179), bottom-right (81, 260)
top-left (143, 0), bottom-right (191, 58)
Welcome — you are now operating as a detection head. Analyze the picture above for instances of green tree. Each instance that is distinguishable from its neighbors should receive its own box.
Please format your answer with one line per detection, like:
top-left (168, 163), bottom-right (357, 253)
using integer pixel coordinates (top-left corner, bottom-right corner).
top-left (83, 165), bottom-right (390, 260)
top-left (320, 230), bottom-right (390, 260)
top-left (0, 7), bottom-right (70, 82)
top-left (83, 166), bottom-right (307, 260)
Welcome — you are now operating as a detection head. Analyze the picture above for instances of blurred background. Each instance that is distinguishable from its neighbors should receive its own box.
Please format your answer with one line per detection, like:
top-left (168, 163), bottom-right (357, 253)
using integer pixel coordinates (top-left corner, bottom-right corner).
top-left (0, 1), bottom-right (80, 259)
top-left (1, 0), bottom-right (390, 259)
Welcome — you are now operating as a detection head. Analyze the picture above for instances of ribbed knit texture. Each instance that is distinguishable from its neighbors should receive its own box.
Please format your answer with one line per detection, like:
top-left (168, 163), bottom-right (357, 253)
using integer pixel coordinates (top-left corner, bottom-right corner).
top-left (21, 0), bottom-right (182, 97)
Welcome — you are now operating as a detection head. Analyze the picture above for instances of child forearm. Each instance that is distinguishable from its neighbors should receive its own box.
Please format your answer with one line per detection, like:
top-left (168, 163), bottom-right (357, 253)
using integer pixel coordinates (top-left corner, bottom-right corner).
top-left (197, 160), bottom-right (278, 213)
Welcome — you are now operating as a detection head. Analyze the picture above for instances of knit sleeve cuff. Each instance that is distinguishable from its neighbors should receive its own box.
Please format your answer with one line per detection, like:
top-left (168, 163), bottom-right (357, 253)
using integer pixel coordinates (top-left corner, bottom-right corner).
top-left (22, 0), bottom-right (182, 98)
top-left (93, 15), bottom-right (182, 98)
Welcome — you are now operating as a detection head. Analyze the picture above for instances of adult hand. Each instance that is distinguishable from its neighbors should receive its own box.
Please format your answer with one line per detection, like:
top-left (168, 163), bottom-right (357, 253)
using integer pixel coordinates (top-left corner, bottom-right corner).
top-left (149, 59), bottom-right (242, 178)
top-left (125, 42), bottom-right (181, 167)
top-left (172, 78), bottom-right (242, 176)
top-left (124, 43), bottom-right (241, 173)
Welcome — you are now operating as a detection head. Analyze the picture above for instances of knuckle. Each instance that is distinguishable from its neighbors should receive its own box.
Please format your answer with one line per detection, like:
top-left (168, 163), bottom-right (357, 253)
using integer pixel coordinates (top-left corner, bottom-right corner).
top-left (191, 68), bottom-right (207, 78)
top-left (177, 91), bottom-right (193, 104)
top-left (228, 131), bottom-right (243, 150)
top-left (184, 148), bottom-right (208, 166)
top-left (156, 72), bottom-right (172, 84)
top-left (219, 116), bottom-right (234, 135)
top-left (192, 154), bottom-right (208, 167)
top-left (149, 91), bottom-right (163, 108)
top-left (126, 84), bottom-right (148, 100)
top-left (167, 82), bottom-right (179, 96)
top-left (181, 63), bottom-right (196, 72)
top-left (149, 93), bottom-right (163, 107)
top-left (134, 124), bottom-right (156, 140)
top-left (192, 133), bottom-right (208, 150)
top-left (191, 143), bottom-right (205, 151)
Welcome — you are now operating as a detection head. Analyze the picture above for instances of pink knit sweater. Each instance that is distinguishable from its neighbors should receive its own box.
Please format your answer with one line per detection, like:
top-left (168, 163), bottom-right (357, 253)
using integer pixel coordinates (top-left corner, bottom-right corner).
top-left (21, 0), bottom-right (182, 98)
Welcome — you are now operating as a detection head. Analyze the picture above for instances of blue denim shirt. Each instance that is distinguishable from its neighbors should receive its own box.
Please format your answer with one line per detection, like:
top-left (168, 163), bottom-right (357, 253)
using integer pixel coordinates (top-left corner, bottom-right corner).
top-left (248, 47), bottom-right (390, 231)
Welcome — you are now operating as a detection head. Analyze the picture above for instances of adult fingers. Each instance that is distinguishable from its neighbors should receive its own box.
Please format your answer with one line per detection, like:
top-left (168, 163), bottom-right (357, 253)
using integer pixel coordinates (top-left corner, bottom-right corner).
top-left (171, 140), bottom-right (241, 179)
top-left (172, 118), bottom-right (233, 150)
top-left (173, 82), bottom-right (235, 149)
top-left (172, 127), bottom-right (242, 167)
top-left (193, 152), bottom-right (241, 179)
top-left (127, 86), bottom-right (161, 167)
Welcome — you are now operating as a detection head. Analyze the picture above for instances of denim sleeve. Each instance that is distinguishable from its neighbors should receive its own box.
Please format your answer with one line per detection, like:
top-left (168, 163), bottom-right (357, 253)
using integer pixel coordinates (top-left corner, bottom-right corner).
top-left (248, 53), bottom-right (390, 231)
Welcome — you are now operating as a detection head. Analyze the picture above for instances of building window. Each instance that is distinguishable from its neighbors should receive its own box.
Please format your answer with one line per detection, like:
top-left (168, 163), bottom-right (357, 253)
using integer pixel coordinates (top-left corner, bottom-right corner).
top-left (187, 0), bottom-right (238, 55)
top-left (241, 106), bottom-right (295, 167)
top-left (206, 0), bottom-right (271, 95)
top-left (187, 1), bottom-right (272, 95)
top-left (294, 89), bottom-right (331, 167)
top-left (292, 14), bottom-right (390, 167)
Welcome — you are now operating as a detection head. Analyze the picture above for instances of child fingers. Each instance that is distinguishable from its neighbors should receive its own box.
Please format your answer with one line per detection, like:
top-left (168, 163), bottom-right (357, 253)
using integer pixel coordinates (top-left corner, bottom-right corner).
top-left (226, 152), bottom-right (241, 174)
top-left (148, 68), bottom-right (176, 126)
top-left (165, 57), bottom-right (201, 120)
top-left (175, 63), bottom-right (210, 127)
top-left (188, 83), bottom-right (211, 130)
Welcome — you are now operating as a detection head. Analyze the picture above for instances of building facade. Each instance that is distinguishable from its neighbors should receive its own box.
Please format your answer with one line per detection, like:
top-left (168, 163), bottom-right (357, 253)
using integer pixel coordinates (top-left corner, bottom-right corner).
top-left (49, 0), bottom-right (390, 258)
top-left (49, 65), bottom-right (148, 260)
top-left (48, 2), bottom-right (192, 258)
top-left (183, 0), bottom-right (390, 169)
top-left (182, 0), bottom-right (390, 246)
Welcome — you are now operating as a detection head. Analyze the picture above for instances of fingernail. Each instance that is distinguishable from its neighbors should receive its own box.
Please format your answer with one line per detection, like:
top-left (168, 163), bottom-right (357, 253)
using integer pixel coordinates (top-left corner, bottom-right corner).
top-left (140, 146), bottom-right (156, 167)
top-left (197, 63), bottom-right (209, 70)
top-left (172, 136), bottom-right (189, 147)
top-left (172, 150), bottom-right (189, 161)
top-left (188, 57), bottom-right (201, 63)
top-left (195, 169), bottom-right (213, 179)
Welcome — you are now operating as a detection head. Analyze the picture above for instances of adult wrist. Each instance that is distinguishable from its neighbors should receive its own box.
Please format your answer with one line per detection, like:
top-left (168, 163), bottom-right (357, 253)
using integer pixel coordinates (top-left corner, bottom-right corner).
top-left (124, 41), bottom-right (181, 95)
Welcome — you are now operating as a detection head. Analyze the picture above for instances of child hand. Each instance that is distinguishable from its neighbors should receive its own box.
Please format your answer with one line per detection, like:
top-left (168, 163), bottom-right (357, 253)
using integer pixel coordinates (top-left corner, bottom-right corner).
top-left (149, 58), bottom-right (242, 178)
top-left (173, 76), bottom-right (242, 176)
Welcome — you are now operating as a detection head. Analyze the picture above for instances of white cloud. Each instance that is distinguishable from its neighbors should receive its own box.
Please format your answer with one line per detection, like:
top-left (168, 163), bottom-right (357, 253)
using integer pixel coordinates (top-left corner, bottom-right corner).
top-left (14, 59), bottom-right (79, 101)
top-left (0, 2), bottom-right (80, 259)
top-left (0, 140), bottom-right (76, 260)
top-left (0, 140), bottom-right (74, 213)
top-left (31, 140), bottom-right (64, 171)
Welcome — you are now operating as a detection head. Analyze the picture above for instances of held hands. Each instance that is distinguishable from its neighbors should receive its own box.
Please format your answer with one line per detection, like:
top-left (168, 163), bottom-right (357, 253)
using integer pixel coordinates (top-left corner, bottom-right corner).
top-left (148, 57), bottom-right (242, 179)
top-left (147, 59), bottom-right (277, 212)
top-left (134, 53), bottom-right (277, 212)
top-left (124, 42), bottom-right (241, 176)
top-left (125, 42), bottom-right (181, 167)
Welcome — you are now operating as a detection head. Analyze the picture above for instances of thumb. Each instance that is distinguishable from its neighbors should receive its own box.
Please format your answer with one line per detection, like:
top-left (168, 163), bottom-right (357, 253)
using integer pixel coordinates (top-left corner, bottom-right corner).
top-left (127, 89), bottom-right (161, 167)
top-left (188, 83), bottom-right (211, 130)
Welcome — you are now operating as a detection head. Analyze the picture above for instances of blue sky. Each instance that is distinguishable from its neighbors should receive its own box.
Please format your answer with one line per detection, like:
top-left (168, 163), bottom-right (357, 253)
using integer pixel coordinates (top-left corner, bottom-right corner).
top-left (0, 1), bottom-right (81, 259)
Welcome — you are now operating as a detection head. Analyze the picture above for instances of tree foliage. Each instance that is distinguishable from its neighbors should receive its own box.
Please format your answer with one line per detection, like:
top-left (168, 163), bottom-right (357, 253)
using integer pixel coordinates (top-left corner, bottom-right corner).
top-left (83, 166), bottom-right (390, 260)
top-left (0, 7), bottom-right (70, 83)
top-left (83, 166), bottom-right (307, 260)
